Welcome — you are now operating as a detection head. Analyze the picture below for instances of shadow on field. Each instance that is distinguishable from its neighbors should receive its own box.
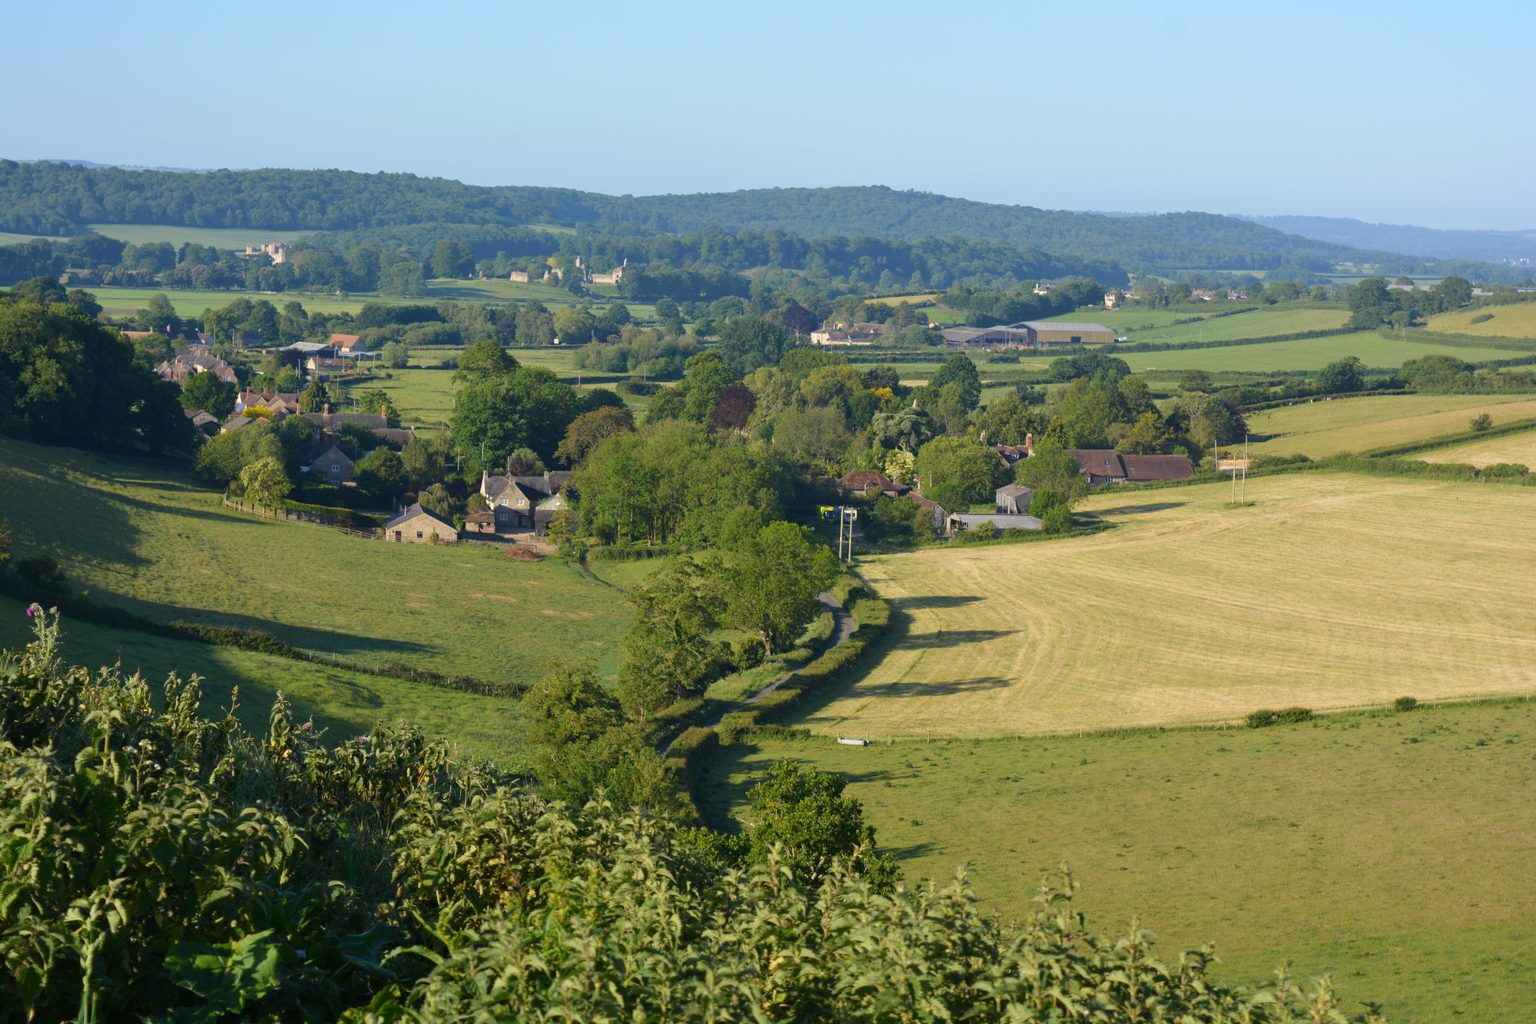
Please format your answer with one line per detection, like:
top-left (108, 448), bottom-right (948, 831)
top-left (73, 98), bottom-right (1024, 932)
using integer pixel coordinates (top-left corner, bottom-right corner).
top-left (890, 595), bottom-right (983, 610)
top-left (91, 593), bottom-right (438, 662)
top-left (897, 628), bottom-right (1017, 649)
top-left (1091, 501), bottom-right (1187, 517)
top-left (864, 676), bottom-right (1010, 698)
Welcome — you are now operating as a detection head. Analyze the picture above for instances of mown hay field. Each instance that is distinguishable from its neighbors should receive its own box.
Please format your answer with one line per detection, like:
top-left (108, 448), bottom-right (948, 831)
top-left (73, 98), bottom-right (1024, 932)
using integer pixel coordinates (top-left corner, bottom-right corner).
top-left (1119, 331), bottom-right (1518, 373)
top-left (803, 472), bottom-right (1536, 740)
top-left (1245, 394), bottom-right (1536, 457)
top-left (0, 438), bottom-right (631, 687)
top-left (1125, 306), bottom-right (1349, 343)
top-left (699, 698), bottom-right (1536, 1024)
top-left (1428, 303), bottom-right (1536, 339)
top-left (1416, 427), bottom-right (1536, 467)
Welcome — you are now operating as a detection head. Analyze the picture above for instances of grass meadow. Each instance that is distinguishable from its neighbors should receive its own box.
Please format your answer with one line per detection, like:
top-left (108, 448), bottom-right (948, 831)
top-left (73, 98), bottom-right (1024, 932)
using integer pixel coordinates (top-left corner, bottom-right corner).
top-left (86, 224), bottom-right (314, 248)
top-left (697, 698), bottom-right (1536, 1024)
top-left (1428, 303), bottom-right (1536, 339)
top-left (1119, 331), bottom-right (1519, 373)
top-left (0, 438), bottom-right (632, 688)
top-left (1416, 427), bottom-right (1536, 467)
top-left (1245, 394), bottom-right (1536, 458)
top-left (799, 472), bottom-right (1536, 740)
top-left (1042, 304), bottom-right (1348, 342)
top-left (0, 595), bottom-right (521, 765)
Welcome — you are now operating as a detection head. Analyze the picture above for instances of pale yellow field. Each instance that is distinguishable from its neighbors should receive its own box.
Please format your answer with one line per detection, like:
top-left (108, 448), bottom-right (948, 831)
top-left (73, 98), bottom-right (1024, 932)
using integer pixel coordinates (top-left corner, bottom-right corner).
top-left (809, 473), bottom-right (1536, 738)
top-left (1246, 393), bottom-right (1536, 457)
top-left (1417, 427), bottom-right (1536, 467)
top-left (1429, 304), bottom-right (1536, 338)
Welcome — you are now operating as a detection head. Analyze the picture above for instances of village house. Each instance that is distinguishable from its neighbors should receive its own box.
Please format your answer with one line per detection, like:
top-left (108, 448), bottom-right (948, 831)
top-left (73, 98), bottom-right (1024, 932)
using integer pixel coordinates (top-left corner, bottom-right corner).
top-left (810, 321), bottom-right (886, 346)
top-left (943, 321), bottom-right (1116, 349)
top-left (382, 504), bottom-right (458, 544)
top-left (837, 470), bottom-right (908, 497)
top-left (479, 470), bottom-right (574, 536)
top-left (328, 333), bottom-right (368, 355)
top-left (301, 440), bottom-right (355, 486)
top-left (1066, 449), bottom-right (1194, 485)
top-left (236, 389), bottom-right (303, 415)
top-left (155, 350), bottom-right (239, 386)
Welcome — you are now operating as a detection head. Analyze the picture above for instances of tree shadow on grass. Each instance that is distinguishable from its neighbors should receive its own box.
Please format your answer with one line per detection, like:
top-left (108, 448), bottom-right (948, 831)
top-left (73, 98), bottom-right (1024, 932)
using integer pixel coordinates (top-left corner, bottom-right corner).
top-left (862, 676), bottom-right (1011, 698)
top-left (1089, 501), bottom-right (1187, 517)
top-left (890, 595), bottom-right (984, 610)
top-left (896, 629), bottom-right (1017, 650)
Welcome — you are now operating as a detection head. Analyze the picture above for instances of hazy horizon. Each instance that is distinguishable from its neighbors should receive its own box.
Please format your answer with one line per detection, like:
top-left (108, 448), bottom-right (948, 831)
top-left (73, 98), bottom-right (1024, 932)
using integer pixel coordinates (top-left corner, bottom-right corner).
top-left (4, 0), bottom-right (1531, 231)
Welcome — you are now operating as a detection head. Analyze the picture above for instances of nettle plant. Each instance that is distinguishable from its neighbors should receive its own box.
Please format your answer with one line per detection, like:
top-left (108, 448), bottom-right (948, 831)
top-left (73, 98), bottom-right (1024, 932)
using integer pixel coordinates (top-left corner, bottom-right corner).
top-left (0, 610), bottom-right (1388, 1023)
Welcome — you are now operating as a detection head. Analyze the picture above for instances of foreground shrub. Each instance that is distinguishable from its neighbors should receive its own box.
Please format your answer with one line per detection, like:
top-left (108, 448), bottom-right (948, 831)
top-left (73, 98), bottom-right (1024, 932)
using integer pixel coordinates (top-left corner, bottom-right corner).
top-left (0, 613), bottom-right (1389, 1023)
top-left (1394, 696), bottom-right (1420, 712)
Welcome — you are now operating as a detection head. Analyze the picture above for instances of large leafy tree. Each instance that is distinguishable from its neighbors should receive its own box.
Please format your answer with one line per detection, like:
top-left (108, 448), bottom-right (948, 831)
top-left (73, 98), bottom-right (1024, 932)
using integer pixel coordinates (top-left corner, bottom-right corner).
top-left (615, 559), bottom-right (726, 721)
top-left (743, 760), bottom-right (899, 888)
top-left (916, 435), bottom-right (1001, 508)
top-left (716, 314), bottom-right (795, 376)
top-left (178, 371), bottom-right (235, 418)
top-left (724, 521), bottom-right (838, 657)
top-left (555, 405), bottom-right (635, 466)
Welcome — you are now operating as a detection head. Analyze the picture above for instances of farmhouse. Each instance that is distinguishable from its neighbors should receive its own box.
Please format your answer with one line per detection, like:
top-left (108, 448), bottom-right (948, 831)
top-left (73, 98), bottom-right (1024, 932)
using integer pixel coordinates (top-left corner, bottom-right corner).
top-left (811, 321), bottom-right (885, 346)
top-left (943, 321), bottom-right (1116, 349)
top-left (328, 333), bottom-right (368, 355)
top-left (1067, 449), bottom-right (1194, 485)
top-left (382, 504), bottom-right (457, 544)
top-left (480, 470), bottom-right (574, 536)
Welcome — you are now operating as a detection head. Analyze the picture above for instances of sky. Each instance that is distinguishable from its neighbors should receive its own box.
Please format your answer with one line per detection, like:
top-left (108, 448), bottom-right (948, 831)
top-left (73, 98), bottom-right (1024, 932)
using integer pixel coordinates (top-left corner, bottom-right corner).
top-left (3, 0), bottom-right (1533, 230)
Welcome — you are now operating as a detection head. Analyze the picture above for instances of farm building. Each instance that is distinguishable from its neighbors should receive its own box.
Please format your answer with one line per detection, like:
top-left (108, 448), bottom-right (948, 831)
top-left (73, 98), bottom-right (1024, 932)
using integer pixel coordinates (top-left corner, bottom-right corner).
top-left (945, 512), bottom-right (1042, 536)
top-left (942, 321), bottom-right (1115, 349)
top-left (995, 484), bottom-right (1034, 514)
top-left (1067, 450), bottom-right (1194, 485)
top-left (383, 504), bottom-right (458, 544)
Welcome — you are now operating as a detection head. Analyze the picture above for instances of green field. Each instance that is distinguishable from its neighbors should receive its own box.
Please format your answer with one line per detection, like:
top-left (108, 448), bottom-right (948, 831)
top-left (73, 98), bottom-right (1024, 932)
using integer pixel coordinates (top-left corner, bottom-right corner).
top-left (698, 698), bottom-right (1536, 1024)
top-left (1428, 304), bottom-right (1536, 339)
top-left (1246, 394), bottom-right (1536, 458)
top-left (86, 224), bottom-right (315, 248)
top-left (74, 279), bottom-right (652, 321)
top-left (803, 473), bottom-right (1536, 740)
top-left (1416, 427), bottom-right (1536, 467)
top-left (0, 438), bottom-right (631, 688)
top-left (1120, 331), bottom-right (1519, 373)
top-left (0, 596), bottom-right (518, 764)
top-left (0, 230), bottom-right (47, 245)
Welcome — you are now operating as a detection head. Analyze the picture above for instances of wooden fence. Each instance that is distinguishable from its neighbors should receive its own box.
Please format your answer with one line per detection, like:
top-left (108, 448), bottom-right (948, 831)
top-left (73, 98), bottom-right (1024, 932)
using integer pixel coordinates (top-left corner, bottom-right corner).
top-left (223, 496), bottom-right (380, 540)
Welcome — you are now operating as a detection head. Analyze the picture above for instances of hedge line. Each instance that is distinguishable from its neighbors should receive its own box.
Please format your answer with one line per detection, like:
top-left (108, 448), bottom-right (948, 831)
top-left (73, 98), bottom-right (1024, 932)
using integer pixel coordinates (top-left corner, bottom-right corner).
top-left (1361, 416), bottom-right (1536, 459)
top-left (1111, 324), bottom-right (1356, 354)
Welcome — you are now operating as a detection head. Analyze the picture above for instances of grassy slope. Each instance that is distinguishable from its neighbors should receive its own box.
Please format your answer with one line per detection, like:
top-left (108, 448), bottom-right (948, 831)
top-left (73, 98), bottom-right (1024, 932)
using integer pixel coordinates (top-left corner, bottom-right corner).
top-left (0, 596), bottom-right (521, 765)
top-left (0, 438), bottom-right (630, 686)
top-left (1428, 304), bottom-right (1536, 339)
top-left (1119, 331), bottom-right (1519, 373)
top-left (1246, 394), bottom-right (1536, 457)
top-left (1416, 427), bottom-right (1536, 467)
top-left (800, 473), bottom-right (1536, 740)
top-left (86, 224), bottom-right (314, 248)
top-left (698, 699), bottom-right (1536, 1024)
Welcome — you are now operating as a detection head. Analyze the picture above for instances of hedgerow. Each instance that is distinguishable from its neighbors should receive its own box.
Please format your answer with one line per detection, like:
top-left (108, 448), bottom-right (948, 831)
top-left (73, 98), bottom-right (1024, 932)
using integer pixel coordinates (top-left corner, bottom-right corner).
top-left (0, 611), bottom-right (1391, 1023)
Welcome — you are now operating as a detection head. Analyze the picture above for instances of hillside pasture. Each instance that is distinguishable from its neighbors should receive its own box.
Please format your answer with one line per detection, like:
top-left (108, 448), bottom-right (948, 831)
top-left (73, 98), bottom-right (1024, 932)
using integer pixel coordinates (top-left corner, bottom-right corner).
top-left (802, 472), bottom-right (1536, 740)
top-left (699, 698), bottom-right (1536, 1024)
top-left (86, 286), bottom-right (372, 318)
top-left (1121, 306), bottom-right (1348, 344)
top-left (1119, 330), bottom-right (1519, 373)
top-left (1428, 303), bottom-right (1536, 339)
top-left (1245, 394), bottom-right (1536, 458)
top-left (0, 230), bottom-right (47, 245)
top-left (0, 596), bottom-right (522, 765)
top-left (0, 438), bottom-right (631, 687)
top-left (1415, 427), bottom-right (1536, 467)
top-left (86, 224), bottom-right (315, 248)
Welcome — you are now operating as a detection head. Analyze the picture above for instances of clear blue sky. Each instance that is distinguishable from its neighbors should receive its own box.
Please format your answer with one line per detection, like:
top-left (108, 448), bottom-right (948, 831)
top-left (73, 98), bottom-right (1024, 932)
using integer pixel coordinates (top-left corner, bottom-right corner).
top-left (4, 0), bottom-right (1532, 229)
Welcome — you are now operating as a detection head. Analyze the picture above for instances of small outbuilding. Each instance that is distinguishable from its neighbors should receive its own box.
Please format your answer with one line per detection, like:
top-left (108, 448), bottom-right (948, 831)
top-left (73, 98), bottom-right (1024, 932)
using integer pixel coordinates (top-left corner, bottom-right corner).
top-left (383, 504), bottom-right (458, 544)
top-left (945, 512), bottom-right (1043, 537)
top-left (995, 483), bottom-right (1035, 514)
